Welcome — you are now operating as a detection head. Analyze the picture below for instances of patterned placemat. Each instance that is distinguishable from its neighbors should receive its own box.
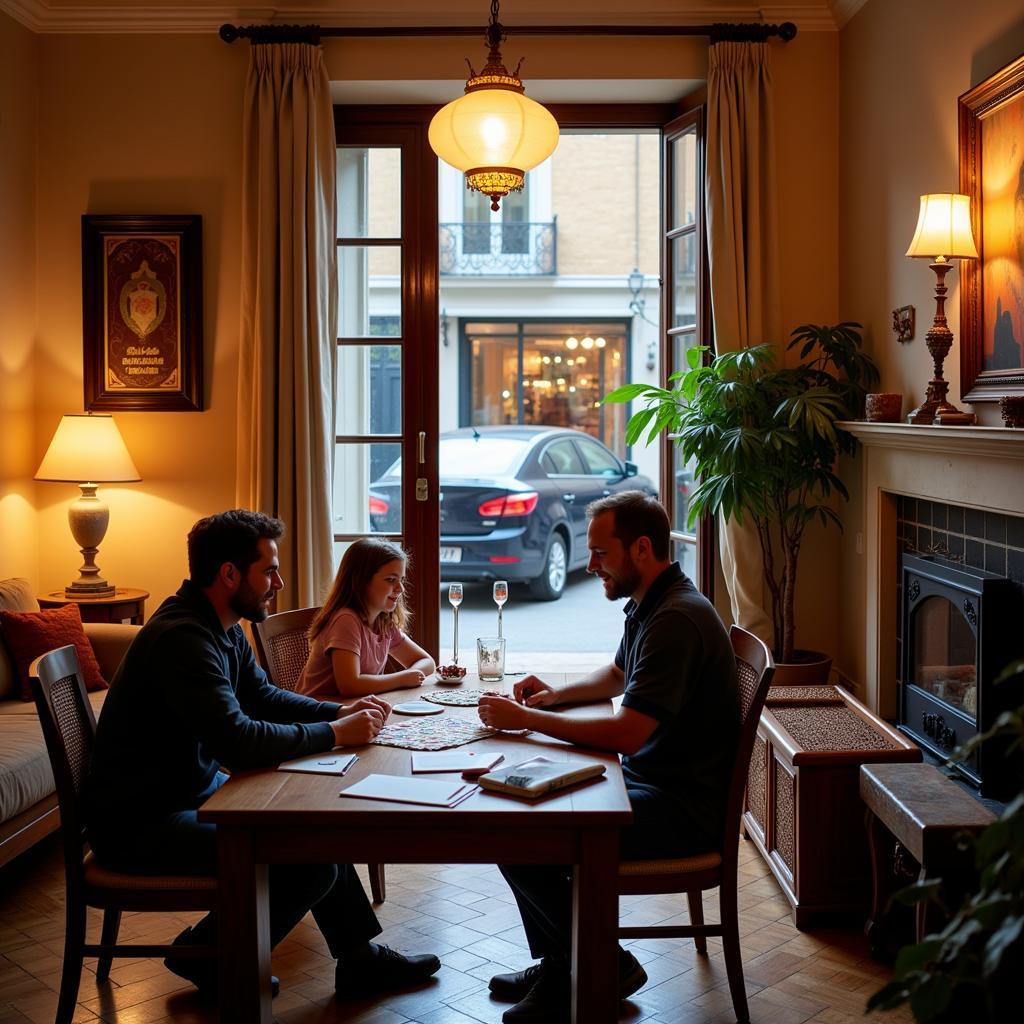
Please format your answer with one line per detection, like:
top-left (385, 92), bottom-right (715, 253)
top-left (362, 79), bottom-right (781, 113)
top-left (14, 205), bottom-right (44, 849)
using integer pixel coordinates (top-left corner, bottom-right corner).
top-left (372, 717), bottom-right (497, 751)
top-left (420, 688), bottom-right (507, 707)
top-left (766, 685), bottom-right (844, 705)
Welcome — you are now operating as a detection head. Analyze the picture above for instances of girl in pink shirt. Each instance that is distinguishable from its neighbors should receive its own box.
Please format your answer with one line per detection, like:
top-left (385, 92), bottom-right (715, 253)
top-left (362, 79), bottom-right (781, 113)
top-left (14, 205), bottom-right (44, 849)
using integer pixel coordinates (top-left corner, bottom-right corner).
top-left (297, 539), bottom-right (436, 699)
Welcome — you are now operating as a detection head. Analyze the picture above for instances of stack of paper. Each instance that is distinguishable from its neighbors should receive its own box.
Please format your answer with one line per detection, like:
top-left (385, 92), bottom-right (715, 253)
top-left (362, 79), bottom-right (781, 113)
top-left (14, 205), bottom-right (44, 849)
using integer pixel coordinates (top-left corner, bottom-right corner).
top-left (340, 773), bottom-right (477, 807)
top-left (278, 752), bottom-right (358, 776)
top-left (410, 750), bottom-right (505, 774)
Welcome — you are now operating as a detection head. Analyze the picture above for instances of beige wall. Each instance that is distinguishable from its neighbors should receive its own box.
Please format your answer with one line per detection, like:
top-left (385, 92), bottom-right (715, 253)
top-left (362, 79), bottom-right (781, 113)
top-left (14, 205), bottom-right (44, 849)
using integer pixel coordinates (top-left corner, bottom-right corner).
top-left (0, 13), bottom-right (39, 583)
top-left (837, 0), bottom-right (1024, 691)
top-left (28, 32), bottom-right (248, 606)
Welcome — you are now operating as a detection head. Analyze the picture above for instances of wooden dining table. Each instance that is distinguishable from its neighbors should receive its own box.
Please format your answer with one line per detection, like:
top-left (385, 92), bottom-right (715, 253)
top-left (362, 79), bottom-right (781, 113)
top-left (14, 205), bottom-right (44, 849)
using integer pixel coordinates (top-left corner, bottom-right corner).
top-left (198, 674), bottom-right (632, 1024)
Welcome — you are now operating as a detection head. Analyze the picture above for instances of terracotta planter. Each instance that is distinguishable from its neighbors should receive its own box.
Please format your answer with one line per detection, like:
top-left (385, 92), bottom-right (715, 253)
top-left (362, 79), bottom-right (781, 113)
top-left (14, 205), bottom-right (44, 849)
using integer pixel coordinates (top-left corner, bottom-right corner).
top-left (770, 649), bottom-right (833, 686)
top-left (865, 392), bottom-right (903, 422)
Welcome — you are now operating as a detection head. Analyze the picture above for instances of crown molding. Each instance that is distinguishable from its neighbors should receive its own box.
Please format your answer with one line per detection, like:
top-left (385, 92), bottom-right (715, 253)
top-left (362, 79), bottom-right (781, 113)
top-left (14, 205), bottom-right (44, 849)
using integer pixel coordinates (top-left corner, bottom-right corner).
top-left (0, 1), bottom-right (840, 35)
top-left (829, 0), bottom-right (868, 28)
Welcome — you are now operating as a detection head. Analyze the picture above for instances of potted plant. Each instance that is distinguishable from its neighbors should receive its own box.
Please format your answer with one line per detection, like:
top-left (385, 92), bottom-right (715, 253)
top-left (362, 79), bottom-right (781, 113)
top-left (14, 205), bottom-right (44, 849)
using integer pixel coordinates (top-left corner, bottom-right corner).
top-left (604, 322), bottom-right (879, 670)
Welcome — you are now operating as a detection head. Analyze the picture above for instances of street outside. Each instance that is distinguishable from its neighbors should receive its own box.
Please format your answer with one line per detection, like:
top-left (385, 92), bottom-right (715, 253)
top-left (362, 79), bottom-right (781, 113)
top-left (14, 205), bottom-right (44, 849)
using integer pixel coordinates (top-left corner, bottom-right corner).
top-left (437, 567), bottom-right (627, 674)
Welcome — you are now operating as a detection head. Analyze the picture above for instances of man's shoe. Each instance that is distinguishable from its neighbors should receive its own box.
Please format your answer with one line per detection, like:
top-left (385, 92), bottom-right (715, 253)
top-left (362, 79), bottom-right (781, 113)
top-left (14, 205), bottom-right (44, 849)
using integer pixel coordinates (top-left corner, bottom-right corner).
top-left (165, 926), bottom-right (280, 998)
top-left (335, 942), bottom-right (441, 998)
top-left (501, 967), bottom-right (571, 1024)
top-left (489, 959), bottom-right (551, 1002)
top-left (490, 951), bottom-right (647, 1005)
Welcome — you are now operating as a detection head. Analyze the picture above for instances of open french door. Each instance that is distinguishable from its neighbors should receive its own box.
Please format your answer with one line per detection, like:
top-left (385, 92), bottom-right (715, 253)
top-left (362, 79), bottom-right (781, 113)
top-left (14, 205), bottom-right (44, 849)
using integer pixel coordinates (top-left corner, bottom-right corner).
top-left (333, 114), bottom-right (440, 648)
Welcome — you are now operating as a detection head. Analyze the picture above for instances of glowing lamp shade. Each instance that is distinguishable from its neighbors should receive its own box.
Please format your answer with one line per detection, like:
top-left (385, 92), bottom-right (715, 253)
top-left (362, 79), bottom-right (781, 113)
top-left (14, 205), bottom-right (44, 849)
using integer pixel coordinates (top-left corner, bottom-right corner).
top-left (35, 414), bottom-right (140, 597)
top-left (906, 193), bottom-right (978, 261)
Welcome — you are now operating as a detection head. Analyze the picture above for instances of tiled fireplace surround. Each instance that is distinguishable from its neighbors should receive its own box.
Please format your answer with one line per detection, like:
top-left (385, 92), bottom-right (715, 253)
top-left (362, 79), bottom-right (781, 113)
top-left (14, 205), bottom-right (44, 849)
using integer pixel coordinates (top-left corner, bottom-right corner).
top-left (840, 422), bottom-right (1024, 720)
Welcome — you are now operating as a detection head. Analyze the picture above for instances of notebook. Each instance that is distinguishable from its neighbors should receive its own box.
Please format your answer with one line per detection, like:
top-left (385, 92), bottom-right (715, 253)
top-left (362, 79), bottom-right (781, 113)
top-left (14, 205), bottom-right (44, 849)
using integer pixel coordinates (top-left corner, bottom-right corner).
top-left (277, 752), bottom-right (358, 776)
top-left (340, 773), bottom-right (477, 807)
top-left (410, 750), bottom-right (505, 774)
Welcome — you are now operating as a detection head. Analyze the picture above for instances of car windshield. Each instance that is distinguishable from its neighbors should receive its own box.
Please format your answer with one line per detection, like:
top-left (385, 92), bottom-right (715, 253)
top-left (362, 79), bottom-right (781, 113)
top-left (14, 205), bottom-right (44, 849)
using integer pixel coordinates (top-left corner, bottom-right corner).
top-left (379, 437), bottom-right (528, 480)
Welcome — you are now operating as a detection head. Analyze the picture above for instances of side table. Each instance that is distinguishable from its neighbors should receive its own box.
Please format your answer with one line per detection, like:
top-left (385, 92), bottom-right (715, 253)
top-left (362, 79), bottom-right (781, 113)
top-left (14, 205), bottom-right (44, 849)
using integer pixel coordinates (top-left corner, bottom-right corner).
top-left (37, 588), bottom-right (149, 625)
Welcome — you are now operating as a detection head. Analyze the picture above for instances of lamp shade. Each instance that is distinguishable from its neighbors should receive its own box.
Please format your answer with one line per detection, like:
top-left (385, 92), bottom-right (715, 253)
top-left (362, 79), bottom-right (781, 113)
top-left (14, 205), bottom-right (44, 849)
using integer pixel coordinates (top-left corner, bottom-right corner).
top-left (35, 414), bottom-right (140, 483)
top-left (906, 193), bottom-right (978, 260)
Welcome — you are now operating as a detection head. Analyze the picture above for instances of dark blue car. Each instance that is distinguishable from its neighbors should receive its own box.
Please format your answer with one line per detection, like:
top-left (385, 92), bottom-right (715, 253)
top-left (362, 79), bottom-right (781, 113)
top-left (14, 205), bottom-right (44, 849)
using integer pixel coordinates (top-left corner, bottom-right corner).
top-left (368, 426), bottom-right (658, 600)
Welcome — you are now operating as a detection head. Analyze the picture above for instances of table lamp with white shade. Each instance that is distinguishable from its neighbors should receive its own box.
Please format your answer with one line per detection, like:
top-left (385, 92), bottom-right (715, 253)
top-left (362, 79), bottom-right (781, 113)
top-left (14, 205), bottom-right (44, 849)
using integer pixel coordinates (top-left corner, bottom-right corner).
top-left (905, 192), bottom-right (978, 425)
top-left (34, 413), bottom-right (141, 597)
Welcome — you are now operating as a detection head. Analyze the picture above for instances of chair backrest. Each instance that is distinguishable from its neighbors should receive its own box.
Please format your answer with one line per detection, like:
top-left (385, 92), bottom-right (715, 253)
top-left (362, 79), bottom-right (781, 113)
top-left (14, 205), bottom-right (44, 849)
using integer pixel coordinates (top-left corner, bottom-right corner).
top-left (252, 606), bottom-right (318, 691)
top-left (29, 645), bottom-right (96, 887)
top-left (720, 625), bottom-right (775, 863)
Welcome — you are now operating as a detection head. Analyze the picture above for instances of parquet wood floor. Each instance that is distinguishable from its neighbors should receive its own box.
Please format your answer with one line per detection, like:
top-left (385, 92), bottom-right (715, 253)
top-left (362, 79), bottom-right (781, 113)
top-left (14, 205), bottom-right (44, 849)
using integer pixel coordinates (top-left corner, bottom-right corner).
top-left (0, 833), bottom-right (913, 1024)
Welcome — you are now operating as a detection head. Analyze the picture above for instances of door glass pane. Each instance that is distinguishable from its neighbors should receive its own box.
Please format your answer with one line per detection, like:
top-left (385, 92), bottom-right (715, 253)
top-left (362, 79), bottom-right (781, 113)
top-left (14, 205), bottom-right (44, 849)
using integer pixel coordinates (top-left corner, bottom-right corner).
top-left (470, 332), bottom-right (519, 425)
top-left (673, 537), bottom-right (698, 581)
top-left (576, 438), bottom-right (622, 478)
top-left (338, 245), bottom-right (401, 338)
top-left (335, 345), bottom-right (401, 435)
top-left (911, 596), bottom-right (978, 720)
top-left (672, 333), bottom-right (700, 535)
top-left (671, 130), bottom-right (696, 229)
top-left (337, 148), bottom-right (401, 238)
top-left (673, 233), bottom-right (696, 327)
top-left (333, 442), bottom-right (402, 536)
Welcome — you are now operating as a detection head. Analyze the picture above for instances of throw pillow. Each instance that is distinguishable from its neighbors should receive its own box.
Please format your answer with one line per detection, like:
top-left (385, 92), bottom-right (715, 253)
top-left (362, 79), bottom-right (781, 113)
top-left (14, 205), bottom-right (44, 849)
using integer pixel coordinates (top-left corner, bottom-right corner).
top-left (0, 603), bottom-right (109, 700)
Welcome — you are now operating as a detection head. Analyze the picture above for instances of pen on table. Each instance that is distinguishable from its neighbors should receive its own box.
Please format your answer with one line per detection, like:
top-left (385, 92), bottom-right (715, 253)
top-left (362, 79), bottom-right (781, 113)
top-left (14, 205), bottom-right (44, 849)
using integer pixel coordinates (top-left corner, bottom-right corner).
top-left (339, 755), bottom-right (358, 777)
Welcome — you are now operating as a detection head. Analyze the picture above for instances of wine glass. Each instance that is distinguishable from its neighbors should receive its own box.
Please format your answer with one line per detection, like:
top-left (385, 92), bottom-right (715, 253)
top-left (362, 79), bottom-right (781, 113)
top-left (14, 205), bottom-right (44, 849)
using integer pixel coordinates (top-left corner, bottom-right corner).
top-left (493, 580), bottom-right (509, 639)
top-left (448, 583), bottom-right (463, 663)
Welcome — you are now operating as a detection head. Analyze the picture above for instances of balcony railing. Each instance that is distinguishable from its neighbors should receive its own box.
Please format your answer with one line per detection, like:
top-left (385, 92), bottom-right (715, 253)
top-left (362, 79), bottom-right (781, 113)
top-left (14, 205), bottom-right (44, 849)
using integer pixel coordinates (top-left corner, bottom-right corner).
top-left (439, 219), bottom-right (557, 276)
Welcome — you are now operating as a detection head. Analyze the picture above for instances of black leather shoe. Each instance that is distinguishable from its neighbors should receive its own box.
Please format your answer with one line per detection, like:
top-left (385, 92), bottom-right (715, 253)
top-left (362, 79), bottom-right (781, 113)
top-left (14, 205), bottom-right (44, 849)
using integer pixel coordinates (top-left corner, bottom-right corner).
top-left (501, 967), bottom-right (571, 1024)
top-left (489, 959), bottom-right (552, 1002)
top-left (165, 926), bottom-right (280, 998)
top-left (335, 943), bottom-right (441, 998)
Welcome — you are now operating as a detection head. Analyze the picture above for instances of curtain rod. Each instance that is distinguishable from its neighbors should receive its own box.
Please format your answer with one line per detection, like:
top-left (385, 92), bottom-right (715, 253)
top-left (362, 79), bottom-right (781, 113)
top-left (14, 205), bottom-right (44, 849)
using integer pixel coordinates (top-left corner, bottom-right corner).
top-left (219, 22), bottom-right (797, 46)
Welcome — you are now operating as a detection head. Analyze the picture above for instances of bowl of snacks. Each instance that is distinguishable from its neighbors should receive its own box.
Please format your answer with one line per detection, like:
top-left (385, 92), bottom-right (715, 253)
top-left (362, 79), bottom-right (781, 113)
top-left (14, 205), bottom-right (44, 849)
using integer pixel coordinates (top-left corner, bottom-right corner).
top-left (436, 663), bottom-right (467, 684)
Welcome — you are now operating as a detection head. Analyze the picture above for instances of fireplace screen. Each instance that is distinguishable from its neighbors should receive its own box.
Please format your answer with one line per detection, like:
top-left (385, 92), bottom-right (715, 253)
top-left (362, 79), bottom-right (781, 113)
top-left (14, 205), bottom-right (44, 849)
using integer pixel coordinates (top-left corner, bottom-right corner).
top-left (910, 595), bottom-right (978, 720)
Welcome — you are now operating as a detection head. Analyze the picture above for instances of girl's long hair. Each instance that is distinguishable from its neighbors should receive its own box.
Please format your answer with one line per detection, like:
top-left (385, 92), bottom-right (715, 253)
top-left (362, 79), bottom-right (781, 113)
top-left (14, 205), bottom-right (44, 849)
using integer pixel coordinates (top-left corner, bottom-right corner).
top-left (309, 538), bottom-right (410, 640)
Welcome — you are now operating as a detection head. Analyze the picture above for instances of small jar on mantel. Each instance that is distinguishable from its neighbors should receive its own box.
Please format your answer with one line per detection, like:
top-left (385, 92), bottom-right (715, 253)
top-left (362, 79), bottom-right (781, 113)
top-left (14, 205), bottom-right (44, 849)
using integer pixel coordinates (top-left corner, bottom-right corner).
top-left (864, 393), bottom-right (903, 423)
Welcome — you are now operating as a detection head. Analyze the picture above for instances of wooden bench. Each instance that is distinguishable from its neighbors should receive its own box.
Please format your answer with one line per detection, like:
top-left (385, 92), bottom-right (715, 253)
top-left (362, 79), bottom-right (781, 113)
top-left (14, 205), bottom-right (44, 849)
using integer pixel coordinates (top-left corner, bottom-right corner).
top-left (859, 762), bottom-right (995, 955)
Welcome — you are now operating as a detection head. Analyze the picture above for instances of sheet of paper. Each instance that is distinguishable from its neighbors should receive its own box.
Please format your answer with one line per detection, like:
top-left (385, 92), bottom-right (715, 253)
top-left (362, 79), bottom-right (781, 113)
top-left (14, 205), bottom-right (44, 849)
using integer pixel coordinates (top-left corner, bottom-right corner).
top-left (410, 750), bottom-right (505, 773)
top-left (278, 752), bottom-right (358, 776)
top-left (340, 773), bottom-right (476, 807)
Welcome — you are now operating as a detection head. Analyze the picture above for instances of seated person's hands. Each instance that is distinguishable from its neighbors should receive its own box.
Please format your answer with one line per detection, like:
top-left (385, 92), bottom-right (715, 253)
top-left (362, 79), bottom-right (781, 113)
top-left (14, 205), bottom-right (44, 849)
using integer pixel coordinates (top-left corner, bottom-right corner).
top-left (346, 694), bottom-right (392, 722)
top-left (478, 693), bottom-right (531, 731)
top-left (513, 674), bottom-right (559, 707)
top-left (396, 668), bottom-right (426, 688)
top-left (331, 706), bottom-right (385, 746)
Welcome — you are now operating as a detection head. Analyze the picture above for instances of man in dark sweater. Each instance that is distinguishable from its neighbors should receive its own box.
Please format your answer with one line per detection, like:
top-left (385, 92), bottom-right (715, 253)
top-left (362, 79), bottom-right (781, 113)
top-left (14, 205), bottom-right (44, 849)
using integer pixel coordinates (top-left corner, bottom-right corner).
top-left (477, 492), bottom-right (740, 1024)
top-left (85, 510), bottom-right (440, 999)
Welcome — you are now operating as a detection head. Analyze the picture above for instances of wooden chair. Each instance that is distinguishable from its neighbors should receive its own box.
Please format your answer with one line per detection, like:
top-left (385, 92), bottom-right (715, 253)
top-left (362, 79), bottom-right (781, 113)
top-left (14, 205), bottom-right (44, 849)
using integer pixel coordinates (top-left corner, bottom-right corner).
top-left (29, 645), bottom-right (217, 1024)
top-left (253, 607), bottom-right (387, 904)
top-left (617, 625), bottom-right (775, 1024)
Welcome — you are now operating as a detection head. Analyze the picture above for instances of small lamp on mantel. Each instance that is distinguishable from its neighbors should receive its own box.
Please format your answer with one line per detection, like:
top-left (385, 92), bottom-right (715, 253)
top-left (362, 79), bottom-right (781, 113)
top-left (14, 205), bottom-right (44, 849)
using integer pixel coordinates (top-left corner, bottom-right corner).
top-left (905, 192), bottom-right (978, 425)
top-left (35, 414), bottom-right (141, 598)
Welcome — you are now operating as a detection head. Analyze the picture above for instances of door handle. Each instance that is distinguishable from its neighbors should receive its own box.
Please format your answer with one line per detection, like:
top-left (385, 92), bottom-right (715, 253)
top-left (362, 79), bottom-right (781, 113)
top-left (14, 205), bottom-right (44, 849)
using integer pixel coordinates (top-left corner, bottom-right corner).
top-left (562, 493), bottom-right (576, 502)
top-left (418, 431), bottom-right (426, 464)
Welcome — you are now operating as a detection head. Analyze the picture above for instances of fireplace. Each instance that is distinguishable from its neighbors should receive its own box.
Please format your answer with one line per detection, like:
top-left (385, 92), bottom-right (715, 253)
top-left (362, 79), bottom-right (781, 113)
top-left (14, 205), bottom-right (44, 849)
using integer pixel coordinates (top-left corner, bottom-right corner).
top-left (900, 553), bottom-right (1023, 795)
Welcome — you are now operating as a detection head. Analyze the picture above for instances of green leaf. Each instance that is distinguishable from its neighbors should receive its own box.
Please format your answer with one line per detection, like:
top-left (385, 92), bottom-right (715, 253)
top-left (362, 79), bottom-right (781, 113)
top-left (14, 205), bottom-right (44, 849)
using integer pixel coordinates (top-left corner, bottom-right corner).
top-left (982, 914), bottom-right (1024, 976)
top-left (603, 383), bottom-right (655, 404)
top-left (908, 975), bottom-right (953, 1020)
top-left (894, 937), bottom-right (944, 973)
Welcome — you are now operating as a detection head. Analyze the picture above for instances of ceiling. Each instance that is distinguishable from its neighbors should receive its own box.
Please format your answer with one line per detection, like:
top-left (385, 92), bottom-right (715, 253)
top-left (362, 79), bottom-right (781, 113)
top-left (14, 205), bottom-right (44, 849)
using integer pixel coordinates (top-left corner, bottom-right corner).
top-left (1, 1), bottom-right (868, 34)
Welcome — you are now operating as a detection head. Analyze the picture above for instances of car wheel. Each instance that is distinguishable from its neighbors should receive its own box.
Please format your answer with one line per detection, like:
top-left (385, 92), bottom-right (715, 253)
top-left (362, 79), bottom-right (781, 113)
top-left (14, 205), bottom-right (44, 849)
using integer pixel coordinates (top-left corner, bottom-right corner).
top-left (529, 533), bottom-right (568, 601)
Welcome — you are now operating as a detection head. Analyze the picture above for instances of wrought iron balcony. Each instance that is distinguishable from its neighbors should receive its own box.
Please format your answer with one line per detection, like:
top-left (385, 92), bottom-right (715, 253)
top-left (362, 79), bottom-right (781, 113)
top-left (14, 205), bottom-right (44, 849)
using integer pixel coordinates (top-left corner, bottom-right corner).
top-left (439, 219), bottom-right (557, 276)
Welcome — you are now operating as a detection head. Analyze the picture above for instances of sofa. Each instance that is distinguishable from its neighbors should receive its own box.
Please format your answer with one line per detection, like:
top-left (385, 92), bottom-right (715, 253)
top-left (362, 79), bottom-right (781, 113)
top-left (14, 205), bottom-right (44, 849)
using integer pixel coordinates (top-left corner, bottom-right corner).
top-left (0, 578), bottom-right (138, 868)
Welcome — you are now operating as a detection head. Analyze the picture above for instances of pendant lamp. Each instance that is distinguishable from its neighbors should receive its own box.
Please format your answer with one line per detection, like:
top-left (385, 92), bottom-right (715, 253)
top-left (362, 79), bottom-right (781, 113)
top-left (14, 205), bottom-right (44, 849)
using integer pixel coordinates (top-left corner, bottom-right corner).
top-left (429, 0), bottom-right (559, 211)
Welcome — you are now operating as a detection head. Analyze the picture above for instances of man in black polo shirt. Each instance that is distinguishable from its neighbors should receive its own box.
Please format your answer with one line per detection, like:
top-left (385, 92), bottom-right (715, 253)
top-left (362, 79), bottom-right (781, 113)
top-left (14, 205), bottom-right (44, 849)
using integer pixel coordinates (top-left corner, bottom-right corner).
top-left (478, 491), bottom-right (739, 1024)
top-left (85, 510), bottom-right (440, 1000)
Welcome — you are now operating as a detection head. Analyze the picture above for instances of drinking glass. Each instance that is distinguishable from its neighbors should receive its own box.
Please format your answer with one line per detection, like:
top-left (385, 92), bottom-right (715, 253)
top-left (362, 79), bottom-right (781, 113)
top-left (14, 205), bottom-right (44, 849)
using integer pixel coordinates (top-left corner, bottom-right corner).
top-left (476, 636), bottom-right (506, 683)
top-left (448, 583), bottom-right (464, 663)
top-left (493, 580), bottom-right (508, 638)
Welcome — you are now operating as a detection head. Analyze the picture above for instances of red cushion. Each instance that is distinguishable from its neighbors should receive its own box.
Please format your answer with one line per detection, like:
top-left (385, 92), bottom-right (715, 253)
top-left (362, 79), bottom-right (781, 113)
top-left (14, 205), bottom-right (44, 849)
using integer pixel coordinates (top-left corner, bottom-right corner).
top-left (0, 603), bottom-right (109, 700)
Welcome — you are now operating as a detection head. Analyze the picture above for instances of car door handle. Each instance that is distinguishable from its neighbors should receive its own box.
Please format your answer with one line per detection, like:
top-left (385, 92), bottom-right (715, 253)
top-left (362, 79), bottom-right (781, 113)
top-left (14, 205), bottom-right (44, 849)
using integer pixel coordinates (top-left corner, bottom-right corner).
top-left (562, 493), bottom-right (576, 502)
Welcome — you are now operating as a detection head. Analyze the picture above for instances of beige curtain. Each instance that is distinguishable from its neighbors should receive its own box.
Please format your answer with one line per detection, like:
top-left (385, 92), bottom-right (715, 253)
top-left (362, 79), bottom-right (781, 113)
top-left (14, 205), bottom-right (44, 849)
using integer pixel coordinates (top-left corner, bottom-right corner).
top-left (236, 43), bottom-right (337, 610)
top-left (705, 40), bottom-right (780, 645)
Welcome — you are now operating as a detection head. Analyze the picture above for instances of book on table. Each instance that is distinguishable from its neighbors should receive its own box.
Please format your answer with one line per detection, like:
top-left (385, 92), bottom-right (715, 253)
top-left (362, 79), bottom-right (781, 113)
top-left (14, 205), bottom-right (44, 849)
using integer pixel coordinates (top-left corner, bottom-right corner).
top-left (477, 756), bottom-right (606, 798)
top-left (340, 773), bottom-right (477, 807)
top-left (410, 750), bottom-right (505, 774)
top-left (278, 751), bottom-right (358, 776)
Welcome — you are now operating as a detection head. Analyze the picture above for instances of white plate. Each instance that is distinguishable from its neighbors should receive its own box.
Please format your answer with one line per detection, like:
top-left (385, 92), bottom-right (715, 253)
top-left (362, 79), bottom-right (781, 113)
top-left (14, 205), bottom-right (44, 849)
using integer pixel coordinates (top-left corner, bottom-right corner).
top-left (440, 546), bottom-right (462, 563)
top-left (392, 702), bottom-right (444, 716)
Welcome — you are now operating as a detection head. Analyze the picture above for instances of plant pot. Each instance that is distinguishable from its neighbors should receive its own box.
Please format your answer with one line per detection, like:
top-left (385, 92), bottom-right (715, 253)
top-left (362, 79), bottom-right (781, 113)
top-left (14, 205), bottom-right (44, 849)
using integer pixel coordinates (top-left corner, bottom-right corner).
top-left (771, 650), bottom-right (833, 686)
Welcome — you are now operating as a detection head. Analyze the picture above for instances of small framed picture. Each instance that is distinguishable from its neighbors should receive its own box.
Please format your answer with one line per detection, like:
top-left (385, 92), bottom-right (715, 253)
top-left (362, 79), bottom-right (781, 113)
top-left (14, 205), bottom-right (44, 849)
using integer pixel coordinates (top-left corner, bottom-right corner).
top-left (958, 54), bottom-right (1024, 402)
top-left (82, 214), bottom-right (203, 411)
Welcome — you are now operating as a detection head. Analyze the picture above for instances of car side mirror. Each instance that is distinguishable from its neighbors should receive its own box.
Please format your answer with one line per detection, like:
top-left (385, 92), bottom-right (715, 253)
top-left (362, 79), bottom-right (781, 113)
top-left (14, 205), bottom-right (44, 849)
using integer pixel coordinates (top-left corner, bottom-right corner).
top-left (624, 461), bottom-right (638, 478)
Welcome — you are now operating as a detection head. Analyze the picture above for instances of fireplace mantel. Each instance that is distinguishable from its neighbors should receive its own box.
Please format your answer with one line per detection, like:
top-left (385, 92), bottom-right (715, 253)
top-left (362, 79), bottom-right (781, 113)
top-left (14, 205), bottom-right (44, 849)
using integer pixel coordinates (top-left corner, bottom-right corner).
top-left (837, 421), bottom-right (1024, 720)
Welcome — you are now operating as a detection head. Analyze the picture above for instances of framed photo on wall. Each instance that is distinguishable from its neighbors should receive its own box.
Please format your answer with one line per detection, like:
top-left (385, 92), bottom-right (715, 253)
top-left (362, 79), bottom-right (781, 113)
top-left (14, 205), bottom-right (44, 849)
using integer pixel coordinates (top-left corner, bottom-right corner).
top-left (959, 53), bottom-right (1024, 402)
top-left (82, 214), bottom-right (203, 411)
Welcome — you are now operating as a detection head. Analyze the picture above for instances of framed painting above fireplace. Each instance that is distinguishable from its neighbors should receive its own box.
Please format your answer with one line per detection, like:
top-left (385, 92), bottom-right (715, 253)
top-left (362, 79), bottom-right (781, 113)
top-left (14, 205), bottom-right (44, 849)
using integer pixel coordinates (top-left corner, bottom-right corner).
top-left (958, 53), bottom-right (1024, 402)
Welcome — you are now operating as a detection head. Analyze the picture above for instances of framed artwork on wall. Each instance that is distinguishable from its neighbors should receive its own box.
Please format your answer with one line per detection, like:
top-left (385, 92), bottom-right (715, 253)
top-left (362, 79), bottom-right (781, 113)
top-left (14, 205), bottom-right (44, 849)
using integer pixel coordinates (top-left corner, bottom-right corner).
top-left (959, 53), bottom-right (1024, 402)
top-left (82, 214), bottom-right (203, 411)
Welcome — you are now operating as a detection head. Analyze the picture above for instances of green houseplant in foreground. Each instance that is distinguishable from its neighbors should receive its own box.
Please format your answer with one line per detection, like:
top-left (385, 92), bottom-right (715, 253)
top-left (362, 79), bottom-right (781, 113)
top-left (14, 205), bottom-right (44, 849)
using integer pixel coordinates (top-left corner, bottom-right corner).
top-left (867, 660), bottom-right (1024, 1022)
top-left (604, 323), bottom-right (878, 664)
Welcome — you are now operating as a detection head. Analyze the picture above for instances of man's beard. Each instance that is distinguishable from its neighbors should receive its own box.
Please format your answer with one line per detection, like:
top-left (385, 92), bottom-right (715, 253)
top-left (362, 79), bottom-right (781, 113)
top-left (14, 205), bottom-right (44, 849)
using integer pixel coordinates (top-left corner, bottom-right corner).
top-left (230, 585), bottom-right (272, 623)
top-left (601, 558), bottom-right (641, 601)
